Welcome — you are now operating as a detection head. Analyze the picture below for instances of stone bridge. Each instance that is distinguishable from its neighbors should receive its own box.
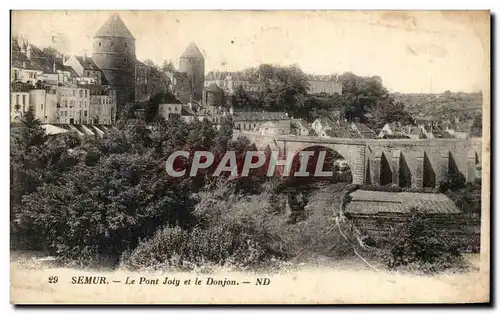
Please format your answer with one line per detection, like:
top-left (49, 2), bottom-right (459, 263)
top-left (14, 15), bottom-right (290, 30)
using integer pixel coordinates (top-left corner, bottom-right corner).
top-left (239, 132), bottom-right (483, 188)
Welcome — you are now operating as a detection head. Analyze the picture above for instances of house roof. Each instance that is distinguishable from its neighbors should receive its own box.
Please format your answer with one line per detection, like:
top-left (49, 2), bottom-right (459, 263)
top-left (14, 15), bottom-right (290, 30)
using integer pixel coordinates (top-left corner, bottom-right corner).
top-left (232, 111), bottom-right (289, 122)
top-left (75, 56), bottom-right (100, 71)
top-left (345, 190), bottom-right (461, 215)
top-left (94, 14), bottom-right (135, 39)
top-left (382, 133), bottom-right (410, 139)
top-left (180, 42), bottom-right (204, 59)
top-left (410, 127), bottom-right (422, 135)
top-left (181, 105), bottom-right (196, 116)
top-left (11, 45), bottom-right (79, 77)
top-left (205, 83), bottom-right (223, 93)
top-left (353, 123), bottom-right (374, 133)
top-left (455, 122), bottom-right (470, 132)
top-left (291, 119), bottom-right (313, 132)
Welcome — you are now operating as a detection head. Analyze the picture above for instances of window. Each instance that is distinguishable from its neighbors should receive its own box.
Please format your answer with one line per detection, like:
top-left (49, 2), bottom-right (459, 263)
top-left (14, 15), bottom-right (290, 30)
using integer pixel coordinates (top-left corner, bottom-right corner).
top-left (73, 90), bottom-right (76, 97)
top-left (125, 43), bottom-right (127, 48)
top-left (85, 90), bottom-right (88, 97)
top-left (84, 111), bottom-right (87, 117)
top-left (16, 95), bottom-right (19, 105)
top-left (41, 104), bottom-right (43, 110)
top-left (110, 42), bottom-right (114, 47)
top-left (99, 42), bottom-right (101, 47)
top-left (79, 90), bottom-right (83, 98)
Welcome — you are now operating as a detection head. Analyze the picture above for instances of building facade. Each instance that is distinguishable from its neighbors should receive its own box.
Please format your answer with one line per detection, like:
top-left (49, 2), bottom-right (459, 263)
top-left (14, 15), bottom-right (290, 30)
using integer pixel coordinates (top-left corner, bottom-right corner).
top-left (89, 88), bottom-right (117, 125)
top-left (10, 92), bottom-right (30, 122)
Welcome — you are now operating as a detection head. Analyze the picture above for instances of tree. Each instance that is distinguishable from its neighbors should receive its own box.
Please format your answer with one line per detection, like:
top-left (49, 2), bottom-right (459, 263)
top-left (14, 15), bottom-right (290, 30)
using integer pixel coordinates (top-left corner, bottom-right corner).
top-left (143, 59), bottom-right (157, 69)
top-left (337, 73), bottom-right (389, 121)
top-left (471, 115), bottom-right (482, 137)
top-left (232, 85), bottom-right (254, 109)
top-left (259, 64), bottom-right (310, 113)
top-left (162, 59), bottom-right (175, 73)
top-left (369, 98), bottom-right (414, 130)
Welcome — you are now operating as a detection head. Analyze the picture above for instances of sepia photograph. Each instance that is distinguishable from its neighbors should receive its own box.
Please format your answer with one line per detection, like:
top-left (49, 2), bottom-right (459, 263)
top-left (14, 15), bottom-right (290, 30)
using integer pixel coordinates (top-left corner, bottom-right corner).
top-left (9, 9), bottom-right (490, 304)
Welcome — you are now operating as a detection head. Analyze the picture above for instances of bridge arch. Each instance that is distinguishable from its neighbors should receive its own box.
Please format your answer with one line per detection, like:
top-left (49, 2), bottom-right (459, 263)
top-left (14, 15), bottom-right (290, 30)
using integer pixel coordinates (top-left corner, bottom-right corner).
top-left (287, 145), bottom-right (353, 183)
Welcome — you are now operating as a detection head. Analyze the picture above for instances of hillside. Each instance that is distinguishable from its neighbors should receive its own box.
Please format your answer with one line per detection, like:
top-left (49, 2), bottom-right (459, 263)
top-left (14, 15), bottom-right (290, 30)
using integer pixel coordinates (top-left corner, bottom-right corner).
top-left (392, 92), bottom-right (483, 121)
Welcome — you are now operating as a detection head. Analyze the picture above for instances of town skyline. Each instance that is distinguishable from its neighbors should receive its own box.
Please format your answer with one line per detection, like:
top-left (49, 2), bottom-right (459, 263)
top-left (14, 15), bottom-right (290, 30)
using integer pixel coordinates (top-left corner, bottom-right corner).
top-left (11, 10), bottom-right (488, 94)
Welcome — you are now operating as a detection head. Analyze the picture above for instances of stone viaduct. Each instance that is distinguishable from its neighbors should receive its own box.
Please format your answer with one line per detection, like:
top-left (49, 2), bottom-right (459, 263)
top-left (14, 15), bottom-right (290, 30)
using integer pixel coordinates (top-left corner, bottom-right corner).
top-left (239, 132), bottom-right (483, 188)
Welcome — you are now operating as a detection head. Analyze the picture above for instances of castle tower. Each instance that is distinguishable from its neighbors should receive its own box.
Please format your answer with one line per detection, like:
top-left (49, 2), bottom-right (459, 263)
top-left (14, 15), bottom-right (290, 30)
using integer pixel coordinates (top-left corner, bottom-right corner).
top-left (179, 42), bottom-right (205, 102)
top-left (92, 14), bottom-right (136, 107)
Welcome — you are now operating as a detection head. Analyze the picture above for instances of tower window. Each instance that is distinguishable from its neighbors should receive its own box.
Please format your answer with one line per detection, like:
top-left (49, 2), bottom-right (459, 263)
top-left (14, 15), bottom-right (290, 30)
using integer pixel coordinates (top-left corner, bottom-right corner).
top-left (111, 42), bottom-right (114, 47)
top-left (99, 42), bottom-right (101, 47)
top-left (125, 43), bottom-right (127, 48)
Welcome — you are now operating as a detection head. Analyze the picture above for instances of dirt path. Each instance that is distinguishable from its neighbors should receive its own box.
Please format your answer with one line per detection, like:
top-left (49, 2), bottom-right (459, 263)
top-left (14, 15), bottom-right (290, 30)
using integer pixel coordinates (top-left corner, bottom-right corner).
top-left (10, 255), bottom-right (489, 304)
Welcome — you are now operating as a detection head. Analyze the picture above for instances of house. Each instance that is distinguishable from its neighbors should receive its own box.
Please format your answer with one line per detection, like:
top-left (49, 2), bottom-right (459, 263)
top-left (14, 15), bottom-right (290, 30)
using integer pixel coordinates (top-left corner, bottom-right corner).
top-left (380, 133), bottom-right (410, 139)
top-left (291, 119), bottom-right (313, 136)
top-left (351, 123), bottom-right (376, 138)
top-left (88, 85), bottom-right (117, 125)
top-left (64, 55), bottom-right (103, 84)
top-left (180, 104), bottom-right (197, 123)
top-left (232, 111), bottom-right (291, 133)
top-left (54, 86), bottom-right (91, 124)
top-left (307, 74), bottom-right (342, 95)
top-left (378, 123), bottom-right (398, 138)
top-left (159, 101), bottom-right (183, 120)
top-left (311, 117), bottom-right (335, 135)
top-left (10, 91), bottom-right (30, 122)
top-left (407, 126), bottom-right (425, 140)
top-left (445, 122), bottom-right (470, 139)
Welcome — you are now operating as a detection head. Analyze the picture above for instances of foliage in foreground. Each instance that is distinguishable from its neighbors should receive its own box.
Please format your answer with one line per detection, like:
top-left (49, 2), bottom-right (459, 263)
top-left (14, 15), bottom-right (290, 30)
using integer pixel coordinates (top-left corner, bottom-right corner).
top-left (381, 214), bottom-right (467, 274)
top-left (121, 181), bottom-right (353, 271)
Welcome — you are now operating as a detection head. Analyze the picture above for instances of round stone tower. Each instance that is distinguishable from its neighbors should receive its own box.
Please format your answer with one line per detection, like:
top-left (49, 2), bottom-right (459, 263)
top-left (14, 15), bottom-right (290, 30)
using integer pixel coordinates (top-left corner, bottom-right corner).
top-left (92, 14), bottom-right (136, 107)
top-left (179, 42), bottom-right (205, 102)
top-left (204, 83), bottom-right (224, 106)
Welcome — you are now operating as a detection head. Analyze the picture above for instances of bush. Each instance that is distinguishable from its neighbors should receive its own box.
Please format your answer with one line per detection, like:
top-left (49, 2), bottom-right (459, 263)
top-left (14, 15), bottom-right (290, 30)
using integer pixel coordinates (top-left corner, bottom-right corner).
top-left (381, 214), bottom-right (467, 274)
top-left (122, 181), bottom-right (355, 271)
top-left (438, 168), bottom-right (466, 192)
top-left (122, 224), bottom-right (267, 271)
top-left (445, 182), bottom-right (482, 215)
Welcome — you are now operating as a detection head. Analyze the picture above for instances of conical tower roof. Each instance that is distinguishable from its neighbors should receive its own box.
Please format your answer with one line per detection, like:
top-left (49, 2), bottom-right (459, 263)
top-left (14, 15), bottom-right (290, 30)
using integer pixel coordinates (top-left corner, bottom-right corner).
top-left (95, 14), bottom-right (135, 40)
top-left (180, 42), bottom-right (204, 59)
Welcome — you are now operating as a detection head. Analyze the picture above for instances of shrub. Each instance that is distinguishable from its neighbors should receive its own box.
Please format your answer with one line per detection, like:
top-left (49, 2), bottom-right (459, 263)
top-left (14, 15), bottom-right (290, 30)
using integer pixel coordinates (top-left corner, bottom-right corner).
top-left (438, 168), bottom-right (466, 192)
top-left (445, 182), bottom-right (482, 215)
top-left (122, 182), bottom-right (355, 271)
top-left (121, 224), bottom-right (267, 271)
top-left (381, 214), bottom-right (467, 274)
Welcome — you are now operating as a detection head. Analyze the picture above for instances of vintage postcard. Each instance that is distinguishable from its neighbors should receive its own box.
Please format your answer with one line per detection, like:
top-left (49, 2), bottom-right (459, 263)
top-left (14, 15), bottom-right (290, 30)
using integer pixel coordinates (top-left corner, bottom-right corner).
top-left (9, 10), bottom-right (490, 304)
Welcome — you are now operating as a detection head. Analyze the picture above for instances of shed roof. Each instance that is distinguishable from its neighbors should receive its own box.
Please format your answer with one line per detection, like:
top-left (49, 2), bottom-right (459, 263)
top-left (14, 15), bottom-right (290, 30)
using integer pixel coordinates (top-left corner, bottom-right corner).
top-left (344, 190), bottom-right (461, 215)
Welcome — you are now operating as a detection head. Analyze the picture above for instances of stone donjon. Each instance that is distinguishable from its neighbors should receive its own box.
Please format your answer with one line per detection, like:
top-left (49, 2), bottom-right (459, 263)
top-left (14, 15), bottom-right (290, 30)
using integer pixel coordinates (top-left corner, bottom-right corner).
top-left (92, 14), bottom-right (136, 107)
top-left (178, 43), bottom-right (205, 102)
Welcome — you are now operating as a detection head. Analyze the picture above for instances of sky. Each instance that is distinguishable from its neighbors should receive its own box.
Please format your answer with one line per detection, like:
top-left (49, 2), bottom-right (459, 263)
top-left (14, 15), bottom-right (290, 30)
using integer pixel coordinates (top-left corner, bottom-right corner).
top-left (11, 10), bottom-right (489, 93)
